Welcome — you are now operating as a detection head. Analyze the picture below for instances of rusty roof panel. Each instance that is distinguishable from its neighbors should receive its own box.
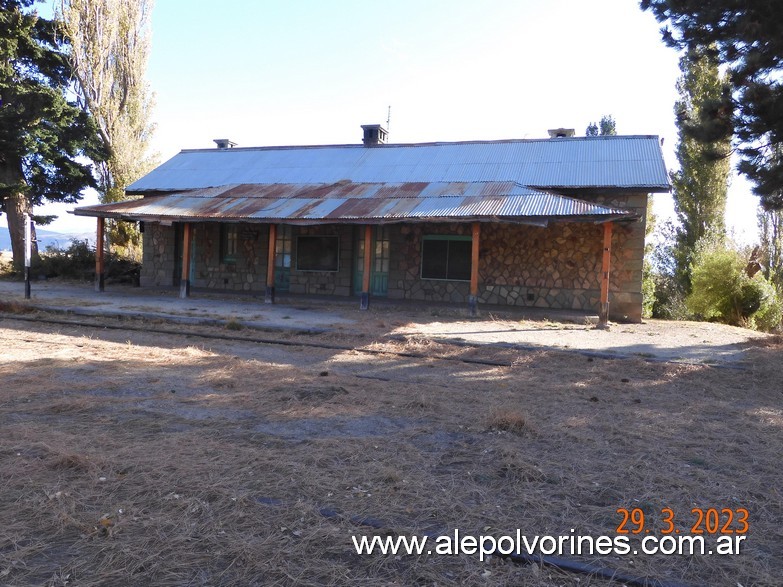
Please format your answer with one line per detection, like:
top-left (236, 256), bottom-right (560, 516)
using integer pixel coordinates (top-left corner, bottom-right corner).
top-left (74, 181), bottom-right (631, 223)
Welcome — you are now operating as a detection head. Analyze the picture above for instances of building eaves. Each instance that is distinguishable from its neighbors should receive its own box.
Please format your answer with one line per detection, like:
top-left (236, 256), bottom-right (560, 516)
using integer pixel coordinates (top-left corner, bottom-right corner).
top-left (73, 182), bottom-right (635, 226)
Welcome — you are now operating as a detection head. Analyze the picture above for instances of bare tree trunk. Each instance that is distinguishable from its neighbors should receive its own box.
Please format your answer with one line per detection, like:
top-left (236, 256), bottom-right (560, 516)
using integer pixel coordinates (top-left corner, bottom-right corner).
top-left (1, 159), bottom-right (38, 271)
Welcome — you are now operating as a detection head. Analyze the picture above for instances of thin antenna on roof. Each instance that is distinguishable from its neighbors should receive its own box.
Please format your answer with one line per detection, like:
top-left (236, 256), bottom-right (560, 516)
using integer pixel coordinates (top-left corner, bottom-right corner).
top-left (386, 105), bottom-right (391, 139)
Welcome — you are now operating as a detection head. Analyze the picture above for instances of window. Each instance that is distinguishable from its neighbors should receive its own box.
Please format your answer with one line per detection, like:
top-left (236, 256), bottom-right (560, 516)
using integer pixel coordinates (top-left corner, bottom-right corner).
top-left (275, 225), bottom-right (292, 269)
top-left (374, 226), bottom-right (390, 274)
top-left (421, 235), bottom-right (472, 281)
top-left (220, 224), bottom-right (238, 263)
top-left (296, 235), bottom-right (339, 271)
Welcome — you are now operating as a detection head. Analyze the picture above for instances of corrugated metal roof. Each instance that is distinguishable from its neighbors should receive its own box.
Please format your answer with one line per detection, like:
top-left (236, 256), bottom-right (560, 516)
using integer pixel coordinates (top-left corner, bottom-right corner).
top-left (126, 135), bottom-right (670, 193)
top-left (74, 182), bottom-right (633, 224)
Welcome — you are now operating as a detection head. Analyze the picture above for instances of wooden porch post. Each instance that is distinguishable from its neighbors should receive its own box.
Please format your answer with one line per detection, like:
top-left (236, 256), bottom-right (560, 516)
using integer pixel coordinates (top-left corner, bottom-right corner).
top-left (95, 217), bottom-right (105, 292)
top-left (360, 224), bottom-right (372, 310)
top-left (469, 222), bottom-right (480, 316)
top-left (179, 222), bottom-right (192, 299)
top-left (265, 223), bottom-right (277, 304)
top-left (598, 221), bottom-right (613, 328)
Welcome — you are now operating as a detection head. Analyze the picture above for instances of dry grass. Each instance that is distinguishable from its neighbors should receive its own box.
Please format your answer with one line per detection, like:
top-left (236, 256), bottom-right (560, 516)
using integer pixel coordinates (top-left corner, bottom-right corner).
top-left (0, 299), bottom-right (36, 314)
top-left (225, 318), bottom-right (244, 331)
top-left (0, 315), bottom-right (781, 586)
top-left (486, 407), bottom-right (535, 436)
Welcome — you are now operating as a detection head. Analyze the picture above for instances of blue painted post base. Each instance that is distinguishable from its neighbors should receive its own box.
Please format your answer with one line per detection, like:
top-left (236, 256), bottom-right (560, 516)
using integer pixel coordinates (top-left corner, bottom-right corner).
top-left (179, 279), bottom-right (190, 299)
top-left (265, 286), bottom-right (275, 304)
top-left (360, 291), bottom-right (369, 310)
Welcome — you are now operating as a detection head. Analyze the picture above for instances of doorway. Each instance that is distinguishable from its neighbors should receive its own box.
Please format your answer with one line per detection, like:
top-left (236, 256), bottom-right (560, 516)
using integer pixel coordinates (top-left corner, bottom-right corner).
top-left (353, 225), bottom-right (389, 296)
top-left (274, 224), bottom-right (292, 292)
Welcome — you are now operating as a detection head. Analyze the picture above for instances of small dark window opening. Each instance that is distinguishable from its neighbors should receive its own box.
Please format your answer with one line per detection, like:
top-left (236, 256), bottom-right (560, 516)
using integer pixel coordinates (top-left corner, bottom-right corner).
top-left (296, 235), bottom-right (339, 272)
top-left (421, 236), bottom-right (472, 281)
top-left (220, 224), bottom-right (238, 263)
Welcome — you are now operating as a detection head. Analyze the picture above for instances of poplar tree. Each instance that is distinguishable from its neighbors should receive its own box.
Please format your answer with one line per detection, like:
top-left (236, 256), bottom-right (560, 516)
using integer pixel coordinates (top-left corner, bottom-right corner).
top-left (57, 0), bottom-right (156, 255)
top-left (0, 0), bottom-right (101, 269)
top-left (670, 47), bottom-right (731, 291)
top-left (585, 115), bottom-right (617, 137)
top-left (757, 146), bottom-right (783, 290)
top-left (758, 208), bottom-right (783, 289)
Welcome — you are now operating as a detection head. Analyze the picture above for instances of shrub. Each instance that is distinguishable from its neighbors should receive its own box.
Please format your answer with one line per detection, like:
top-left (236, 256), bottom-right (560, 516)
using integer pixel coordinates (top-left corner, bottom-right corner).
top-left (687, 238), bottom-right (782, 331)
top-left (0, 254), bottom-right (12, 276)
top-left (646, 218), bottom-right (692, 320)
top-left (37, 240), bottom-right (96, 280)
top-left (641, 258), bottom-right (656, 319)
top-left (35, 239), bottom-right (141, 284)
top-left (749, 279), bottom-right (782, 332)
top-left (651, 272), bottom-right (690, 320)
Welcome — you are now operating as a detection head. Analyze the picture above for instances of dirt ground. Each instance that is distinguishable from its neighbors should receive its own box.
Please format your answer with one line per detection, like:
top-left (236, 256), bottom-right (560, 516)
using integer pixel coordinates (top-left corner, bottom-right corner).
top-left (0, 279), bottom-right (769, 366)
top-left (1, 309), bottom-right (781, 586)
top-left (353, 309), bottom-right (767, 366)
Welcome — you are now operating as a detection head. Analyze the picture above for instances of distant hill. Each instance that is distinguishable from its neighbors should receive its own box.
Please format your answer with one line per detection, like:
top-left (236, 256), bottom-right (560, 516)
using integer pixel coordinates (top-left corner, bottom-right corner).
top-left (0, 227), bottom-right (95, 252)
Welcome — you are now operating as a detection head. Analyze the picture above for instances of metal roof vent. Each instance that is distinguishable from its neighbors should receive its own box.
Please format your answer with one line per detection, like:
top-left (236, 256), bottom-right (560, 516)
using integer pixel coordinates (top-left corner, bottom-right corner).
top-left (547, 128), bottom-right (575, 138)
top-left (361, 124), bottom-right (388, 147)
top-left (213, 138), bottom-right (237, 149)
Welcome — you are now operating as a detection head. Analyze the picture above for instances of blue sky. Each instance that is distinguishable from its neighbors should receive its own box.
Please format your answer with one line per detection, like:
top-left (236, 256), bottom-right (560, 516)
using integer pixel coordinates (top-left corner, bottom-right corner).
top-left (13, 0), bottom-right (760, 241)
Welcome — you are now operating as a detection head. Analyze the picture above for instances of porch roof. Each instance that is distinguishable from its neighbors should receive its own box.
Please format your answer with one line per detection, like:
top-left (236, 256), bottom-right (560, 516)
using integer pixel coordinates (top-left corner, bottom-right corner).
top-left (72, 181), bottom-right (635, 226)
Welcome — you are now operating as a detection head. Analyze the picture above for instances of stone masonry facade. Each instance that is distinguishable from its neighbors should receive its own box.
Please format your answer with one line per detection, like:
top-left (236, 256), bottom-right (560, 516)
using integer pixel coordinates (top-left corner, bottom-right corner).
top-left (141, 223), bottom-right (177, 287)
top-left (140, 223), bottom-right (354, 296)
top-left (139, 192), bottom-right (647, 321)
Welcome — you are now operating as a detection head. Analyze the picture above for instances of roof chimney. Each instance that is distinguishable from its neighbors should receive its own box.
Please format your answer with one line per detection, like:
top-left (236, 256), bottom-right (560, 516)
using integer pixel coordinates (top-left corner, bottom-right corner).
top-left (213, 138), bottom-right (237, 149)
top-left (547, 128), bottom-right (575, 138)
top-left (361, 124), bottom-right (388, 147)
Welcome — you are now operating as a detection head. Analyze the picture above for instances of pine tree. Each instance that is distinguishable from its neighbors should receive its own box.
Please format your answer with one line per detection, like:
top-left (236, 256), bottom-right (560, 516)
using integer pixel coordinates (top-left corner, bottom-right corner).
top-left (0, 0), bottom-right (102, 269)
top-left (641, 0), bottom-right (783, 209)
top-left (670, 48), bottom-right (731, 291)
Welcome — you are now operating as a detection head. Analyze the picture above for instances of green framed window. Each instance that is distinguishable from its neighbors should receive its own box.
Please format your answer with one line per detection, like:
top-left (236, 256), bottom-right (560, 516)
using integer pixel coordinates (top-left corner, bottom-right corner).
top-left (421, 235), bottom-right (472, 281)
top-left (220, 224), bottom-right (238, 263)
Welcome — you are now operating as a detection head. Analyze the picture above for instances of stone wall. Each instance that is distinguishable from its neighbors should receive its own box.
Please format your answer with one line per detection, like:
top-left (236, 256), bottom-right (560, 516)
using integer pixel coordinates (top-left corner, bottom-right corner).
top-left (190, 223), bottom-right (268, 292)
top-left (386, 223), bottom-right (473, 303)
top-left (286, 225), bottom-right (354, 296)
top-left (384, 192), bottom-right (647, 321)
top-left (140, 223), bottom-right (176, 287)
top-left (140, 222), bottom-right (354, 296)
top-left (477, 221), bottom-right (639, 319)
top-left (140, 222), bottom-right (270, 293)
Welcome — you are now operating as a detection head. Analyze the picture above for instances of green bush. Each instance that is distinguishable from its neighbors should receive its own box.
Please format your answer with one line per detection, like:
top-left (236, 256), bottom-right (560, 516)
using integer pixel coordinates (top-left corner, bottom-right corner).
top-left (35, 239), bottom-right (141, 284)
top-left (0, 254), bottom-right (12, 276)
top-left (647, 218), bottom-right (692, 320)
top-left (749, 278), bottom-right (782, 332)
top-left (641, 259), bottom-right (656, 319)
top-left (686, 239), bottom-right (782, 331)
top-left (37, 240), bottom-right (96, 280)
top-left (651, 273), bottom-right (690, 320)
